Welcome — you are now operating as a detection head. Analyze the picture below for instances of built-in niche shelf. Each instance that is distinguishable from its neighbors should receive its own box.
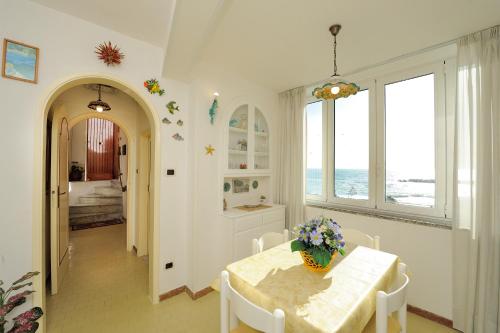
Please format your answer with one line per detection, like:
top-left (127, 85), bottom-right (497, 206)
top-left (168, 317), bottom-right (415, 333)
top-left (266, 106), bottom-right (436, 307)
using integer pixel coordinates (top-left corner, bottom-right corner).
top-left (226, 104), bottom-right (270, 174)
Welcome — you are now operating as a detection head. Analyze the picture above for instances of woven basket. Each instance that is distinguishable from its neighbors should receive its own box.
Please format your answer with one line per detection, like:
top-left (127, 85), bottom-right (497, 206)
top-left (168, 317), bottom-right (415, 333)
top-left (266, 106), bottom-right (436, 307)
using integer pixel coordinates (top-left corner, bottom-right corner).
top-left (300, 251), bottom-right (338, 273)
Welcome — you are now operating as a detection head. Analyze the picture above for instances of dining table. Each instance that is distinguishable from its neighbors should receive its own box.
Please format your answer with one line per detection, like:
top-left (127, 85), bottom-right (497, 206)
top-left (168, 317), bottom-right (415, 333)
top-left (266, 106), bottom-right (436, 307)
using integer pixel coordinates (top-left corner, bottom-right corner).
top-left (226, 241), bottom-right (399, 333)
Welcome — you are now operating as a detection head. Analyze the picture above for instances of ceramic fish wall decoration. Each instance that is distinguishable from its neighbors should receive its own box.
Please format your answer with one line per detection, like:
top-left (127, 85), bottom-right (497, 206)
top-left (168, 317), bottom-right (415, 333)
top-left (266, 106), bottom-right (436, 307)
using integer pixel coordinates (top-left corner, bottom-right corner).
top-left (162, 117), bottom-right (171, 125)
top-left (177, 119), bottom-right (183, 126)
top-left (144, 79), bottom-right (165, 96)
top-left (167, 101), bottom-right (180, 114)
top-left (209, 93), bottom-right (219, 125)
top-left (172, 133), bottom-right (184, 141)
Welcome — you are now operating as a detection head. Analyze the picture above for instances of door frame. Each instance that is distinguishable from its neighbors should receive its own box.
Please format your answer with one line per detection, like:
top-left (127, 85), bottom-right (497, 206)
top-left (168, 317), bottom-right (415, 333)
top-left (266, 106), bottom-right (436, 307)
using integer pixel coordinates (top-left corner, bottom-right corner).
top-left (136, 131), bottom-right (151, 257)
top-left (32, 74), bottom-right (162, 333)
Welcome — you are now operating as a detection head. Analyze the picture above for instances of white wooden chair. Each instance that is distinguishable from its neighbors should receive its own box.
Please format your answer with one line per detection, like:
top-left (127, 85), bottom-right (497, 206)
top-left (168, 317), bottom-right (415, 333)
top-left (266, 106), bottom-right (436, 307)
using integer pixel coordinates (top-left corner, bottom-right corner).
top-left (342, 228), bottom-right (380, 250)
top-left (363, 263), bottom-right (410, 333)
top-left (220, 270), bottom-right (285, 333)
top-left (252, 229), bottom-right (289, 255)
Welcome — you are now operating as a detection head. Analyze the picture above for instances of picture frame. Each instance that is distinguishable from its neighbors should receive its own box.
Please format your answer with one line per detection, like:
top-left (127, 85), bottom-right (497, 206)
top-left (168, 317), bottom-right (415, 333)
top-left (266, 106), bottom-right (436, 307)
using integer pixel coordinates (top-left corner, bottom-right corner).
top-left (2, 39), bottom-right (39, 84)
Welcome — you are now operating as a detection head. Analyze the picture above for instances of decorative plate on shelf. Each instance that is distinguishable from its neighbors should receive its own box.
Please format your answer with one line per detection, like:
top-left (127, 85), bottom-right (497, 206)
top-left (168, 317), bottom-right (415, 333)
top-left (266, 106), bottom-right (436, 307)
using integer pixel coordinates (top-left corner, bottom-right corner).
top-left (224, 182), bottom-right (231, 192)
top-left (252, 180), bottom-right (259, 189)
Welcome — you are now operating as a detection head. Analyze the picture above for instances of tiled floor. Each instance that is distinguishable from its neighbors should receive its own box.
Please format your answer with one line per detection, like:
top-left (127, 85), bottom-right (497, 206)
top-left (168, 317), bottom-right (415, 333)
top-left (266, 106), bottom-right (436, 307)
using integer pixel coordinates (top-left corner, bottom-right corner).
top-left (46, 223), bottom-right (456, 333)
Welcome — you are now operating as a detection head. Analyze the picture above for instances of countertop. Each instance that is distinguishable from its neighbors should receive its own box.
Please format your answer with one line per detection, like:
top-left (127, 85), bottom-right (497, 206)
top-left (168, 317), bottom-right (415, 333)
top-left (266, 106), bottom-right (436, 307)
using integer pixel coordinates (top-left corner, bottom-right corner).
top-left (222, 203), bottom-right (285, 218)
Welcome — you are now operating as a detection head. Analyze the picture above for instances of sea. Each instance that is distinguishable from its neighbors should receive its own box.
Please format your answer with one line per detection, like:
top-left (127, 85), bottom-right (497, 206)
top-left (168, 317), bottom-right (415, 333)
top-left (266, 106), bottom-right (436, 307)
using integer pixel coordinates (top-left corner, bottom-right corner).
top-left (306, 168), bottom-right (435, 207)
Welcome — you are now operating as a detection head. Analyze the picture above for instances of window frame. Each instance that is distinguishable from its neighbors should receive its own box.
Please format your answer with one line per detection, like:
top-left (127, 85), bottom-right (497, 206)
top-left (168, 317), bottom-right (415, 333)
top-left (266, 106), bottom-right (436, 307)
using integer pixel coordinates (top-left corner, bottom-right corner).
top-left (375, 63), bottom-right (446, 218)
top-left (305, 60), bottom-right (451, 222)
top-left (304, 99), bottom-right (328, 201)
top-left (327, 80), bottom-right (376, 209)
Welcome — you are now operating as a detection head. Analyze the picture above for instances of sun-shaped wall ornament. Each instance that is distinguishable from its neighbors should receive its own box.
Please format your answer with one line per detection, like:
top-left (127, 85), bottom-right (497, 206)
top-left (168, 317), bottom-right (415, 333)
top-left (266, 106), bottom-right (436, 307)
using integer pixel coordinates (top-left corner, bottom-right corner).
top-left (95, 41), bottom-right (124, 66)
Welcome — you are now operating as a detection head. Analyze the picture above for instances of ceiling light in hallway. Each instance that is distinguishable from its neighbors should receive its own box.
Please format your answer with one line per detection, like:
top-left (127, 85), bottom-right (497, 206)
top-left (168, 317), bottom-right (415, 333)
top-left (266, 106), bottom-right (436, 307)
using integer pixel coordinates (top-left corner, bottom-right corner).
top-left (87, 84), bottom-right (111, 112)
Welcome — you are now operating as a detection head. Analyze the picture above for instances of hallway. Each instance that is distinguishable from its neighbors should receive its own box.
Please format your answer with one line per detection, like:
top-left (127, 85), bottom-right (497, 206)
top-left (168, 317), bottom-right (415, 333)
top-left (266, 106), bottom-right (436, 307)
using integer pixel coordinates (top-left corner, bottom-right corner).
top-left (46, 224), bottom-right (219, 333)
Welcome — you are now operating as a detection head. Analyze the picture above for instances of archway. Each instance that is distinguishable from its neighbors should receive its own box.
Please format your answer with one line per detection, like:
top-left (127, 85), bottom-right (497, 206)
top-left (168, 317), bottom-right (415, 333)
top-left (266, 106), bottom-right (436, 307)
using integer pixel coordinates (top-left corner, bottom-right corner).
top-left (32, 74), bottom-right (162, 332)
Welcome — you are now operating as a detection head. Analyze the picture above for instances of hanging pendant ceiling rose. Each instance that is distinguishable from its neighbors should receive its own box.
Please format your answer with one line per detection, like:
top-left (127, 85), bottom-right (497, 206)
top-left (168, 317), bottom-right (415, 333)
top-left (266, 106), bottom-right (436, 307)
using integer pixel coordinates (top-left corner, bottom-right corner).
top-left (313, 24), bottom-right (360, 101)
top-left (88, 84), bottom-right (111, 112)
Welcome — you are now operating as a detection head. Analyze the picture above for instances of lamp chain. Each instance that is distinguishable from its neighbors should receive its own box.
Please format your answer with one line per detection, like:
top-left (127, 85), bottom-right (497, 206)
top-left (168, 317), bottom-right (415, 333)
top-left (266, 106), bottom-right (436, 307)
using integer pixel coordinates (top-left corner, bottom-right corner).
top-left (333, 34), bottom-right (338, 76)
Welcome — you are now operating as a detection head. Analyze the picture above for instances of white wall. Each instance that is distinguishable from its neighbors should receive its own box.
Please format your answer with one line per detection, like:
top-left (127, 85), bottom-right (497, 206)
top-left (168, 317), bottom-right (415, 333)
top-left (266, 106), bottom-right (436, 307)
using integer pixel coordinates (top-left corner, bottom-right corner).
top-left (0, 0), bottom-right (190, 303)
top-left (69, 121), bottom-right (86, 168)
top-left (305, 206), bottom-right (453, 319)
top-left (187, 61), bottom-right (279, 291)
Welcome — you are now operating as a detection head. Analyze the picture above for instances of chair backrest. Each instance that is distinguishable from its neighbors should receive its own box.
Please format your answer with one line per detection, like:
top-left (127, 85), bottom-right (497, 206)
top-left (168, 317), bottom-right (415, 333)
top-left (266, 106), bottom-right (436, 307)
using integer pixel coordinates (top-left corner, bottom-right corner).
top-left (252, 229), bottom-right (289, 255)
top-left (376, 263), bottom-right (409, 333)
top-left (220, 271), bottom-right (285, 333)
top-left (342, 228), bottom-right (380, 250)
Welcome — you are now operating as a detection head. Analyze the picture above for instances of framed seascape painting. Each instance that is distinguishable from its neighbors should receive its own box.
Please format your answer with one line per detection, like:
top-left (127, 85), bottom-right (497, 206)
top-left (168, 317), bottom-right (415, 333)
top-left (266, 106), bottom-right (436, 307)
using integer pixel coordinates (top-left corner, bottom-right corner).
top-left (2, 39), bottom-right (39, 83)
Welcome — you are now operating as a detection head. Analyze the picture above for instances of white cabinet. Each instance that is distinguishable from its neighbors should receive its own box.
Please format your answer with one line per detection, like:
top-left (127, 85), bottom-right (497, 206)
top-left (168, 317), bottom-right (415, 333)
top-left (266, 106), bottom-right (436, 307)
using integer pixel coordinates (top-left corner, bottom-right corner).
top-left (226, 104), bottom-right (270, 174)
top-left (234, 228), bottom-right (262, 262)
top-left (226, 205), bottom-right (285, 261)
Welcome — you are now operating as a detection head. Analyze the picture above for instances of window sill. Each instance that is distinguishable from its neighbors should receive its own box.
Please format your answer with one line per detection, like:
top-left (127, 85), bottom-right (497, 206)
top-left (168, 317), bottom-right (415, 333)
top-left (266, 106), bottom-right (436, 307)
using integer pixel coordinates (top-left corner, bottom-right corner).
top-left (305, 201), bottom-right (452, 230)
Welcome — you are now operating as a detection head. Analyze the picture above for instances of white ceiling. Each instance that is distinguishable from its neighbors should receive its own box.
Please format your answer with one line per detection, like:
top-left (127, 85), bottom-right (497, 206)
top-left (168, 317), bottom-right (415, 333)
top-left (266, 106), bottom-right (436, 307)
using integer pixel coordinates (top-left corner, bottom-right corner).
top-left (29, 0), bottom-right (176, 48)
top-left (30, 0), bottom-right (500, 92)
top-left (166, 0), bottom-right (500, 92)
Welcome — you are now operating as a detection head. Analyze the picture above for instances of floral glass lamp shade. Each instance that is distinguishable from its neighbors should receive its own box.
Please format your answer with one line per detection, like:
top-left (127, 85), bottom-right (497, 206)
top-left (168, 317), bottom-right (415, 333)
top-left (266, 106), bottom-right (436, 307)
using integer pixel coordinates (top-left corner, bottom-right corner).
top-left (88, 84), bottom-right (111, 112)
top-left (313, 24), bottom-right (360, 101)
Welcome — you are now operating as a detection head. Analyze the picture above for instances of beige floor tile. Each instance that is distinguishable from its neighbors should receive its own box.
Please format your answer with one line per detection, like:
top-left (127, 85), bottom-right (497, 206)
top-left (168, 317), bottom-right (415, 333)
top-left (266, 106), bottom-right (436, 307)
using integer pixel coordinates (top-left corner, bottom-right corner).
top-left (46, 223), bottom-right (455, 333)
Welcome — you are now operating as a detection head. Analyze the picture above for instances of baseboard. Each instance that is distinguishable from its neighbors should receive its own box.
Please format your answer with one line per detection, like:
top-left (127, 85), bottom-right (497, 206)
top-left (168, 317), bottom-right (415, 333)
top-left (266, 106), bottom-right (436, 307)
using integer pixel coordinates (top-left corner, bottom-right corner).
top-left (159, 285), bottom-right (214, 302)
top-left (159, 285), bottom-right (187, 302)
top-left (408, 304), bottom-right (453, 328)
top-left (186, 286), bottom-right (214, 300)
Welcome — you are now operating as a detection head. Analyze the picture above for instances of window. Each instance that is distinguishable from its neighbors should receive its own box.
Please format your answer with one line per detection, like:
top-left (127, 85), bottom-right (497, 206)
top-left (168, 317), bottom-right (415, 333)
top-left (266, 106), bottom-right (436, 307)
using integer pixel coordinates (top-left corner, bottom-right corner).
top-left (305, 61), bottom-right (449, 220)
top-left (334, 89), bottom-right (370, 200)
top-left (305, 101), bottom-right (324, 197)
top-left (384, 74), bottom-right (435, 207)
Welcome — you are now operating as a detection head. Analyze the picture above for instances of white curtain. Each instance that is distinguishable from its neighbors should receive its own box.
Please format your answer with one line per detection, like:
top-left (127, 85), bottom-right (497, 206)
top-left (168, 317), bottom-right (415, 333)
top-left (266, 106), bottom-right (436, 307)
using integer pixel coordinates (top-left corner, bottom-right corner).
top-left (275, 87), bottom-right (306, 230)
top-left (453, 26), bottom-right (500, 333)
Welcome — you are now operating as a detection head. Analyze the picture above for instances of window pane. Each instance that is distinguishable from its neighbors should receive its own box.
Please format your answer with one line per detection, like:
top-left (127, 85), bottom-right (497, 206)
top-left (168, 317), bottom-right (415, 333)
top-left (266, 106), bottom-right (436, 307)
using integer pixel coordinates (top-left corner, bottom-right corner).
top-left (334, 90), bottom-right (369, 200)
top-left (385, 74), bottom-right (435, 207)
top-left (306, 101), bottom-right (323, 196)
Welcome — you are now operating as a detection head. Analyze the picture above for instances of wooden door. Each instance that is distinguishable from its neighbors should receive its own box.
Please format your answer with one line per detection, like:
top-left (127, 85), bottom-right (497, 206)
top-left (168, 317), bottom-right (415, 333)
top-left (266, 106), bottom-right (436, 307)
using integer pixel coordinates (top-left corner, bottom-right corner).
top-left (86, 118), bottom-right (116, 180)
top-left (50, 110), bottom-right (70, 295)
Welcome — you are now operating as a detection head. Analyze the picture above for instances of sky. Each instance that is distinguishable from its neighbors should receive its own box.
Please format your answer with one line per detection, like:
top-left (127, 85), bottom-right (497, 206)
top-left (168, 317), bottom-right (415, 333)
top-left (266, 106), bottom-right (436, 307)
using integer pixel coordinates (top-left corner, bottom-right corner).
top-left (306, 73), bottom-right (435, 180)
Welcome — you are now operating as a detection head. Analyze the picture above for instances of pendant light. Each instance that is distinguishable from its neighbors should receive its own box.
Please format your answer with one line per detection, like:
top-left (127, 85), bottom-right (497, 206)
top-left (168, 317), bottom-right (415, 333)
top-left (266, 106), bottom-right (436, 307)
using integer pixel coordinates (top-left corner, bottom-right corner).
top-left (312, 24), bottom-right (360, 100)
top-left (88, 84), bottom-right (111, 112)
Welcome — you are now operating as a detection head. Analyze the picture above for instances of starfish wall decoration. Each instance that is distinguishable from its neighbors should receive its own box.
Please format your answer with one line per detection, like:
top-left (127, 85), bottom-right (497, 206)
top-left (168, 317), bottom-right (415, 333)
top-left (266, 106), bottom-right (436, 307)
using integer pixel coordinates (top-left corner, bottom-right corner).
top-left (205, 144), bottom-right (215, 155)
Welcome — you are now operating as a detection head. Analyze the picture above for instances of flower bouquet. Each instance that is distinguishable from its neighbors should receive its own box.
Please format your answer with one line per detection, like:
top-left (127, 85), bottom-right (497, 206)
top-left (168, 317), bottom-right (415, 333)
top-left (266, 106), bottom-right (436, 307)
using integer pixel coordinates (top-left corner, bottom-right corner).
top-left (291, 216), bottom-right (345, 272)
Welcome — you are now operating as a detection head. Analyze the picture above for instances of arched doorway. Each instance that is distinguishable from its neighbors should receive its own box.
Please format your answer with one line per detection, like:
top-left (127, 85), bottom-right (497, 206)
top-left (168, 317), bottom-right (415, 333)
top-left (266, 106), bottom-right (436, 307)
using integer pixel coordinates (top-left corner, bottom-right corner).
top-left (32, 75), bottom-right (162, 332)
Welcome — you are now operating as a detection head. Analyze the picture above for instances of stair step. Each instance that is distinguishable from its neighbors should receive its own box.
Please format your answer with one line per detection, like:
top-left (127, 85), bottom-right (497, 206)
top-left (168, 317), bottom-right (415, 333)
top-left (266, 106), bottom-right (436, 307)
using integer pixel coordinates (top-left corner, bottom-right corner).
top-left (110, 179), bottom-right (122, 189)
top-left (79, 194), bottom-right (122, 205)
top-left (70, 212), bottom-right (122, 226)
top-left (70, 207), bottom-right (122, 218)
top-left (94, 186), bottom-right (123, 196)
top-left (70, 204), bottom-right (122, 215)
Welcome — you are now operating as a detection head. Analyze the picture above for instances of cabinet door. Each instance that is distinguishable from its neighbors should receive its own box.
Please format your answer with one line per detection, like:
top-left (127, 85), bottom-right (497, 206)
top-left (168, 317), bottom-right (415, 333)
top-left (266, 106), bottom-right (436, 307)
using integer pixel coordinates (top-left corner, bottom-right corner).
top-left (234, 228), bottom-right (262, 261)
top-left (235, 215), bottom-right (261, 233)
top-left (262, 208), bottom-right (285, 226)
top-left (261, 220), bottom-right (285, 235)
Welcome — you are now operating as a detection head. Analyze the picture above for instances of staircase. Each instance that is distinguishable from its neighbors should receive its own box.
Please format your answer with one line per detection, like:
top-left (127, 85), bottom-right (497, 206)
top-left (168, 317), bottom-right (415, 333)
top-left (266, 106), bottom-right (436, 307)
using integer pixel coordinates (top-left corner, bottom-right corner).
top-left (69, 179), bottom-right (124, 229)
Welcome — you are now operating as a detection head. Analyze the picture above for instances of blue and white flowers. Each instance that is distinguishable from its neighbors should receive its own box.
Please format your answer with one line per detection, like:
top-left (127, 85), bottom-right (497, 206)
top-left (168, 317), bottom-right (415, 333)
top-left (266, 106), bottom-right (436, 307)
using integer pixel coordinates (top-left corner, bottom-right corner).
top-left (291, 216), bottom-right (345, 268)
